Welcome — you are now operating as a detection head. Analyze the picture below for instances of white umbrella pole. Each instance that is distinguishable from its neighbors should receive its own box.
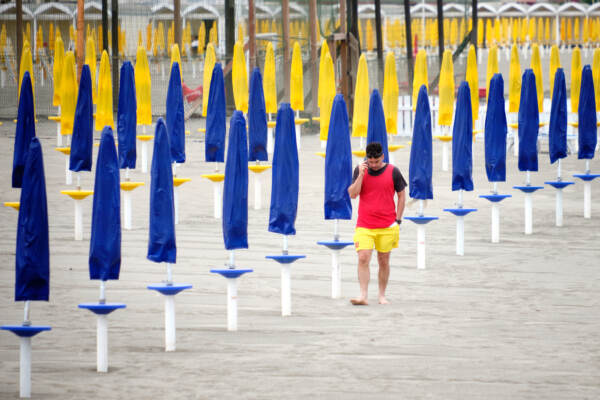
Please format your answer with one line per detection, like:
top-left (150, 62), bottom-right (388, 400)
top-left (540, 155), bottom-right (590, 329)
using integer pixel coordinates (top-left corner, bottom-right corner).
top-left (213, 182), bottom-right (222, 219)
top-left (267, 114), bottom-right (274, 154)
top-left (491, 182), bottom-right (500, 243)
top-left (124, 190), bottom-right (132, 230)
top-left (164, 263), bottom-right (176, 351)
top-left (442, 125), bottom-right (449, 172)
top-left (1, 68), bottom-right (5, 88)
top-left (359, 136), bottom-right (364, 150)
top-left (295, 110), bottom-right (301, 151)
top-left (141, 126), bottom-right (149, 173)
top-left (513, 114), bottom-right (519, 157)
top-left (331, 220), bottom-right (342, 298)
top-left (584, 160), bottom-right (591, 219)
top-left (65, 155), bottom-right (72, 185)
top-left (417, 200), bottom-right (426, 269)
top-left (74, 200), bottom-right (83, 241)
top-left (556, 189), bottom-right (564, 227)
top-left (161, 62), bottom-right (165, 81)
top-left (19, 336), bottom-right (31, 397)
top-left (281, 236), bottom-right (291, 316)
top-left (456, 191), bottom-right (464, 255)
top-left (174, 185), bottom-right (179, 225)
top-left (97, 281), bottom-right (108, 372)
top-left (253, 173), bottom-right (261, 210)
top-left (227, 277), bottom-right (238, 331)
top-left (57, 106), bottom-right (62, 147)
top-left (525, 171), bottom-right (532, 235)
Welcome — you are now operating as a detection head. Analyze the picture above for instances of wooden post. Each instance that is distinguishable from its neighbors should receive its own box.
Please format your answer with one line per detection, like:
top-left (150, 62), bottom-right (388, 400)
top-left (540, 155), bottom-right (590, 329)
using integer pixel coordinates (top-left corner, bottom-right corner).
top-left (248, 0), bottom-right (256, 69)
top-left (77, 0), bottom-right (85, 81)
top-left (309, 0), bottom-right (318, 114)
top-left (437, 0), bottom-right (444, 63)
top-left (282, 0), bottom-right (290, 103)
top-left (471, 0), bottom-right (478, 54)
top-left (374, 0), bottom-right (383, 61)
top-left (16, 0), bottom-right (23, 80)
top-left (403, 0), bottom-right (414, 98)
top-left (111, 0), bottom-right (119, 111)
top-left (174, 0), bottom-right (181, 48)
top-left (101, 0), bottom-right (109, 52)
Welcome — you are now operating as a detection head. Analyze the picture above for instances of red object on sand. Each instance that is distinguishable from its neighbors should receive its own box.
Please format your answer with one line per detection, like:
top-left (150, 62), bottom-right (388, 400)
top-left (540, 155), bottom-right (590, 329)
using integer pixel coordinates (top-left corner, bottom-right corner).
top-left (182, 82), bottom-right (202, 103)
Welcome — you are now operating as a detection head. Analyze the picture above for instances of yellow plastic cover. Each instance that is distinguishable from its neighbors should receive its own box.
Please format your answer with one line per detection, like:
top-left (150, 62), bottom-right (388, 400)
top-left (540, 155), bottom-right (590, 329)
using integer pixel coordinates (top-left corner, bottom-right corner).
top-left (530, 44), bottom-right (544, 112)
top-left (319, 51), bottom-right (336, 141)
top-left (232, 41), bottom-right (249, 113)
top-left (486, 45), bottom-right (499, 101)
top-left (508, 45), bottom-right (521, 113)
top-left (96, 50), bottom-right (114, 131)
top-left (290, 41), bottom-right (304, 111)
top-left (60, 51), bottom-right (77, 135)
top-left (85, 35), bottom-right (97, 104)
top-left (263, 42), bottom-right (277, 115)
top-left (135, 46), bottom-right (152, 126)
top-left (438, 49), bottom-right (455, 127)
top-left (593, 48), bottom-right (600, 111)
top-left (549, 45), bottom-right (561, 99)
top-left (571, 47), bottom-right (582, 112)
top-left (198, 22), bottom-right (206, 55)
top-left (52, 37), bottom-right (65, 107)
top-left (18, 42), bottom-right (34, 104)
top-left (202, 43), bottom-right (216, 117)
top-left (466, 45), bottom-right (479, 122)
top-left (352, 53), bottom-right (369, 137)
top-left (318, 40), bottom-right (331, 111)
top-left (412, 49), bottom-right (428, 111)
top-left (383, 52), bottom-right (399, 135)
top-left (170, 43), bottom-right (181, 67)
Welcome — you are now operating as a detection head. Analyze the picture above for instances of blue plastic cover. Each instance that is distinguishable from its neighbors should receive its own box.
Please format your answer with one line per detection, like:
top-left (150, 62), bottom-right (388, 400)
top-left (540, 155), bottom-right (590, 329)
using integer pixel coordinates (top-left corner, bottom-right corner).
top-left (484, 73), bottom-right (507, 182)
top-left (166, 62), bottom-right (185, 163)
top-left (518, 69), bottom-right (539, 172)
top-left (89, 127), bottom-right (121, 281)
top-left (366, 89), bottom-right (389, 163)
top-left (15, 137), bottom-right (49, 301)
top-left (548, 68), bottom-right (568, 164)
top-left (324, 94), bottom-right (352, 219)
top-left (12, 72), bottom-right (36, 188)
top-left (147, 118), bottom-right (176, 263)
top-left (222, 111), bottom-right (249, 250)
top-left (269, 103), bottom-right (299, 235)
top-left (578, 65), bottom-right (597, 159)
top-left (70, 65), bottom-right (93, 173)
top-left (117, 61), bottom-right (137, 169)
top-left (452, 81), bottom-right (474, 191)
top-left (409, 85), bottom-right (433, 199)
top-left (206, 63), bottom-right (226, 162)
top-left (248, 67), bottom-right (268, 162)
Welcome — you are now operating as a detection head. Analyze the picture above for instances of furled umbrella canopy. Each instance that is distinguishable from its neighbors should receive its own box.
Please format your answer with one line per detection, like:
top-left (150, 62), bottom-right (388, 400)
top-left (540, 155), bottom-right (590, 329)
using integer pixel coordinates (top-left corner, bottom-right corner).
top-left (549, 45), bottom-right (561, 100)
top-left (549, 68), bottom-right (568, 164)
top-left (318, 40), bottom-right (331, 112)
top-left (593, 48), bottom-right (600, 112)
top-left (412, 49), bottom-right (428, 111)
top-left (202, 43), bottom-right (216, 117)
top-left (223, 111), bottom-right (249, 250)
top-left (96, 50), bottom-right (114, 131)
top-left (170, 43), bottom-right (181, 67)
top-left (438, 49), bottom-right (455, 127)
top-left (319, 50), bottom-right (336, 142)
top-left (290, 41), bottom-right (304, 111)
top-left (85, 35), bottom-right (97, 104)
top-left (147, 119), bottom-right (176, 263)
top-left (263, 42), bottom-right (277, 115)
top-left (206, 63), bottom-right (226, 162)
top-left (530, 44), bottom-right (544, 112)
top-left (15, 137), bottom-right (49, 301)
top-left (248, 67), bottom-right (268, 162)
top-left (366, 90), bottom-right (389, 163)
top-left (60, 51), bottom-right (77, 135)
top-left (508, 44), bottom-right (521, 113)
top-left (324, 94), bottom-right (352, 220)
top-left (578, 65), bottom-right (597, 160)
top-left (518, 69), bottom-right (540, 172)
top-left (70, 65), bottom-right (93, 172)
top-left (13, 72), bottom-right (36, 189)
top-left (232, 41), bottom-right (249, 113)
top-left (451, 82), bottom-right (474, 191)
top-left (118, 61), bottom-right (137, 169)
top-left (409, 85), bottom-right (433, 200)
top-left (269, 104), bottom-right (299, 235)
top-left (18, 43), bottom-right (34, 106)
top-left (486, 45), bottom-right (499, 101)
top-left (89, 127), bottom-right (121, 280)
top-left (135, 45), bottom-right (152, 126)
top-left (571, 47), bottom-right (582, 113)
top-left (465, 45), bottom-right (478, 122)
top-left (484, 74), bottom-right (507, 182)
top-left (166, 62), bottom-right (185, 164)
top-left (352, 54), bottom-right (370, 137)
top-left (383, 52), bottom-right (399, 134)
top-left (52, 36), bottom-right (65, 106)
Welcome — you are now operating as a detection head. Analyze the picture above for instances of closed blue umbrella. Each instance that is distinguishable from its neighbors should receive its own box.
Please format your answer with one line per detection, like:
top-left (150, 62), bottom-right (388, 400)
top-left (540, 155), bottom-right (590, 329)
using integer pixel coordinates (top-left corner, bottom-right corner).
top-left (366, 89), bottom-right (389, 163)
top-left (248, 67), bottom-right (268, 162)
top-left (269, 103), bottom-right (298, 235)
top-left (578, 65), bottom-right (597, 160)
top-left (223, 111), bottom-right (249, 249)
top-left (166, 62), bottom-right (185, 164)
top-left (452, 81), bottom-right (473, 191)
top-left (518, 69), bottom-right (539, 172)
top-left (147, 118), bottom-right (176, 263)
top-left (15, 137), bottom-right (49, 301)
top-left (409, 85), bottom-right (433, 200)
top-left (117, 61), bottom-right (137, 169)
top-left (206, 63), bottom-right (226, 163)
top-left (484, 74), bottom-right (507, 182)
top-left (12, 72), bottom-right (36, 188)
top-left (549, 68), bottom-right (568, 164)
top-left (70, 65), bottom-right (93, 173)
top-left (89, 127), bottom-right (121, 280)
top-left (324, 94), bottom-right (352, 219)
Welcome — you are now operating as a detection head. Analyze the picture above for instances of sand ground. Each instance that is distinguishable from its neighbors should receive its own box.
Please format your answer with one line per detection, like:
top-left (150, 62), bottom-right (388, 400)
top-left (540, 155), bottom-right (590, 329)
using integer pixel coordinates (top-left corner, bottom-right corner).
top-left (0, 119), bottom-right (599, 399)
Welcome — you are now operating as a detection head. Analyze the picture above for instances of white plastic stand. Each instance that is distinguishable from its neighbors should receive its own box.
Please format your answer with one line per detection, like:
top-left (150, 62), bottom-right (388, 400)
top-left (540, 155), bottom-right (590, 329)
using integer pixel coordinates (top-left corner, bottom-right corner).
top-left (416, 225), bottom-right (426, 270)
top-left (19, 337), bottom-right (31, 397)
top-left (253, 174), bottom-right (262, 210)
top-left (74, 200), bottom-right (83, 241)
top-left (524, 193), bottom-right (533, 235)
top-left (281, 264), bottom-right (291, 316)
top-left (295, 110), bottom-right (301, 152)
top-left (96, 315), bottom-right (108, 372)
top-left (164, 295), bottom-right (176, 351)
top-left (321, 140), bottom-right (326, 149)
top-left (140, 140), bottom-right (149, 173)
top-left (267, 114), bottom-right (274, 154)
top-left (556, 190), bottom-right (564, 227)
top-left (213, 182), bottom-right (222, 219)
top-left (456, 216), bottom-right (465, 255)
top-left (227, 278), bottom-right (238, 331)
top-left (174, 185), bottom-right (180, 225)
top-left (442, 141), bottom-right (449, 172)
top-left (491, 204), bottom-right (500, 243)
top-left (123, 190), bottom-right (132, 230)
top-left (65, 155), bottom-right (72, 185)
top-left (584, 181), bottom-right (591, 219)
top-left (56, 106), bottom-right (62, 147)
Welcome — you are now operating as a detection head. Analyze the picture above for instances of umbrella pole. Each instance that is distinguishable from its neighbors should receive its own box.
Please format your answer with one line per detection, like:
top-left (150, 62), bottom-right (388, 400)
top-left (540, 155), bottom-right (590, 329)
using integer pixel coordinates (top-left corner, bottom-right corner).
top-left (253, 165), bottom-right (261, 210)
top-left (267, 113), bottom-right (274, 154)
top-left (96, 281), bottom-right (108, 372)
top-left (456, 190), bottom-right (464, 256)
top-left (555, 160), bottom-right (564, 227)
top-left (525, 171), bottom-right (532, 235)
top-left (281, 236), bottom-right (291, 316)
top-left (491, 182), bottom-right (500, 243)
top-left (442, 127), bottom-right (449, 172)
top-left (161, 61), bottom-right (165, 81)
top-left (57, 106), bottom-right (62, 147)
top-left (330, 220), bottom-right (342, 299)
top-left (19, 334), bottom-right (32, 397)
top-left (295, 110), bottom-right (301, 151)
top-left (512, 113), bottom-right (519, 157)
top-left (164, 263), bottom-right (176, 351)
top-left (227, 250), bottom-right (238, 330)
top-left (74, 199), bottom-right (83, 241)
top-left (213, 181), bottom-right (222, 219)
top-left (141, 126), bottom-right (149, 173)
top-left (417, 200), bottom-right (427, 269)
top-left (65, 153), bottom-right (72, 185)
top-left (583, 160), bottom-right (592, 219)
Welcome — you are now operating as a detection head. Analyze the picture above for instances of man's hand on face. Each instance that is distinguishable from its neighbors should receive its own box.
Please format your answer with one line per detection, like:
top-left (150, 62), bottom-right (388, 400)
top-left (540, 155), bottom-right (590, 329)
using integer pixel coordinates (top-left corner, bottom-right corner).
top-left (359, 161), bottom-right (368, 176)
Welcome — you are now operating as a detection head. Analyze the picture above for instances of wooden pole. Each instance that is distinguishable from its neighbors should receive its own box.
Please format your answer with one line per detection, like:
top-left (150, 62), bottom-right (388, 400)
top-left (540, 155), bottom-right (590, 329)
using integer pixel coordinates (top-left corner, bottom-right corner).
top-left (111, 0), bottom-right (119, 111)
top-left (403, 0), bottom-right (414, 98)
top-left (248, 0), bottom-right (256, 70)
top-left (16, 0), bottom-right (23, 80)
top-left (374, 0), bottom-right (383, 62)
top-left (471, 0), bottom-right (478, 54)
top-left (309, 0), bottom-right (318, 114)
top-left (339, 0), bottom-right (349, 100)
top-left (437, 0), bottom-right (444, 63)
top-left (174, 0), bottom-right (182, 48)
top-left (282, 0), bottom-right (290, 103)
top-left (76, 0), bottom-right (85, 81)
top-left (101, 0), bottom-right (109, 52)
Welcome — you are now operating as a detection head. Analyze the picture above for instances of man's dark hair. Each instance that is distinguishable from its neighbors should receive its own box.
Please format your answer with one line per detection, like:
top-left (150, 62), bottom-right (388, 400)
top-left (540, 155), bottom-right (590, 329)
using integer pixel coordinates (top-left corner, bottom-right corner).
top-left (366, 142), bottom-right (383, 159)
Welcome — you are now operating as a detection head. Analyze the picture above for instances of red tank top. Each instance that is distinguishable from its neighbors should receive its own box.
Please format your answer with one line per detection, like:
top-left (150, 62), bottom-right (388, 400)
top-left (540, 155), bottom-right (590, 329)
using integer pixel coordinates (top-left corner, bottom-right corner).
top-left (357, 164), bottom-right (397, 229)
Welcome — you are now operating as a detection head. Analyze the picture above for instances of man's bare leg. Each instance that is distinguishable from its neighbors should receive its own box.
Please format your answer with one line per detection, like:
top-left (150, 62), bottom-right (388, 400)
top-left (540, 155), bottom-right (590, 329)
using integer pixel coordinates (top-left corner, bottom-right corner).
top-left (351, 249), bottom-right (372, 305)
top-left (377, 251), bottom-right (391, 304)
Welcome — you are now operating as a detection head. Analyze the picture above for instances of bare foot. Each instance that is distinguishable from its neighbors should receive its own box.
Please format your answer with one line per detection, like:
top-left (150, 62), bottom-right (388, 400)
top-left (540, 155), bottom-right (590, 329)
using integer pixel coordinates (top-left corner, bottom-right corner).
top-left (350, 298), bottom-right (369, 306)
top-left (378, 297), bottom-right (390, 305)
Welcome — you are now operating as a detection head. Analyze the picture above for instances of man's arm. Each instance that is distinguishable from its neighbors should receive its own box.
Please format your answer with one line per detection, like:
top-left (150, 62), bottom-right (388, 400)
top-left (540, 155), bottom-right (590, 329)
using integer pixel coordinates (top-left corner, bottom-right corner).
top-left (348, 161), bottom-right (367, 199)
top-left (396, 189), bottom-right (406, 221)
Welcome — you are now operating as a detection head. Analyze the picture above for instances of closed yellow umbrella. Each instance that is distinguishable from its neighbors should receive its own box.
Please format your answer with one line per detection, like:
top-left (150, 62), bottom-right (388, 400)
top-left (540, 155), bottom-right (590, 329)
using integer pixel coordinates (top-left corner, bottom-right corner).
top-left (485, 19), bottom-right (493, 48)
top-left (152, 26), bottom-right (159, 57)
top-left (570, 47), bottom-right (582, 113)
top-left (438, 49), bottom-right (455, 127)
top-left (198, 22), bottom-right (206, 55)
top-left (494, 18), bottom-right (501, 44)
top-left (352, 53), bottom-right (369, 138)
top-left (263, 42), bottom-right (277, 115)
top-left (537, 18), bottom-right (543, 45)
top-left (544, 18), bottom-right (551, 44)
top-left (366, 19), bottom-right (374, 51)
top-left (520, 18), bottom-right (528, 43)
top-left (137, 30), bottom-right (143, 48)
top-left (290, 41), bottom-right (304, 111)
top-left (358, 19), bottom-right (364, 49)
top-left (202, 43), bottom-right (216, 117)
top-left (549, 45), bottom-right (561, 99)
top-left (383, 52), bottom-right (399, 135)
top-left (18, 42), bottom-right (34, 103)
top-left (512, 18), bottom-right (519, 43)
top-left (232, 41), bottom-right (249, 113)
top-left (593, 48), bottom-right (600, 111)
top-left (560, 19), bottom-right (566, 44)
top-left (96, 50), bottom-right (114, 131)
top-left (158, 22), bottom-right (165, 52)
top-left (35, 25), bottom-right (43, 52)
top-left (466, 45), bottom-right (479, 122)
top-left (52, 35), bottom-right (64, 107)
top-left (69, 25), bottom-right (75, 44)
top-left (531, 44), bottom-right (544, 112)
top-left (574, 18), bottom-right (580, 42)
top-left (212, 21), bottom-right (218, 44)
top-left (412, 49), bottom-right (428, 111)
top-left (450, 19), bottom-right (458, 46)
top-left (60, 51), bottom-right (77, 135)
top-left (85, 35), bottom-right (97, 104)
top-left (486, 45), bottom-right (499, 101)
top-left (443, 19), bottom-right (450, 46)
top-left (135, 45), bottom-right (152, 126)
top-left (567, 18), bottom-right (573, 43)
top-left (170, 43), bottom-right (181, 67)
top-left (528, 18), bottom-right (535, 41)
top-left (459, 18), bottom-right (465, 45)
top-left (48, 23), bottom-right (54, 53)
top-left (319, 50), bottom-right (336, 142)
top-left (583, 17), bottom-right (589, 44)
top-left (508, 45), bottom-right (521, 113)
top-left (318, 40), bottom-right (331, 112)
top-left (146, 23), bottom-right (152, 51)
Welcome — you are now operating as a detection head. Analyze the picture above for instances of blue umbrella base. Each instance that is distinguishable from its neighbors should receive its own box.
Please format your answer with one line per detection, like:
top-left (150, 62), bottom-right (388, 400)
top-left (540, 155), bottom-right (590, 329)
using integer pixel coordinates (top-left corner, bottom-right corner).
top-left (316, 240), bottom-right (354, 250)
top-left (545, 181), bottom-right (575, 190)
top-left (1, 325), bottom-right (51, 338)
top-left (573, 174), bottom-right (600, 182)
top-left (443, 208), bottom-right (477, 217)
top-left (78, 303), bottom-right (126, 315)
top-left (479, 194), bottom-right (512, 203)
top-left (147, 284), bottom-right (193, 296)
top-left (404, 216), bottom-right (439, 225)
top-left (513, 186), bottom-right (544, 194)
top-left (210, 269), bottom-right (253, 279)
top-left (265, 255), bottom-right (306, 264)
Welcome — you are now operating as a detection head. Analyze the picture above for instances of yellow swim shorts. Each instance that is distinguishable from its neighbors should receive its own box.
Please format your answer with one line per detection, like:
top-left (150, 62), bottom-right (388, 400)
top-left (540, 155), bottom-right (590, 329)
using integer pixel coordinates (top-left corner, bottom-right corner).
top-left (353, 224), bottom-right (400, 253)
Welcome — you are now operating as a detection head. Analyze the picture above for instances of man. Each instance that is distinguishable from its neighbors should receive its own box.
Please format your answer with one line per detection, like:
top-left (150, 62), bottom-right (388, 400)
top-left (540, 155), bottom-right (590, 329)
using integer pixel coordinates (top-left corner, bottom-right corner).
top-left (347, 142), bottom-right (406, 305)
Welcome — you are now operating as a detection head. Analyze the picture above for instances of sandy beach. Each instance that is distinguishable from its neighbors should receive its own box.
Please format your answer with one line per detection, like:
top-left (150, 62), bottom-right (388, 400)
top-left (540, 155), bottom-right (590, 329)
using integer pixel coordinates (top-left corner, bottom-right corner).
top-left (0, 118), bottom-right (599, 399)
